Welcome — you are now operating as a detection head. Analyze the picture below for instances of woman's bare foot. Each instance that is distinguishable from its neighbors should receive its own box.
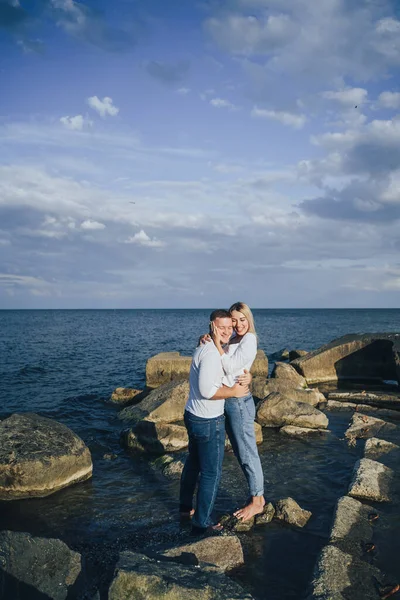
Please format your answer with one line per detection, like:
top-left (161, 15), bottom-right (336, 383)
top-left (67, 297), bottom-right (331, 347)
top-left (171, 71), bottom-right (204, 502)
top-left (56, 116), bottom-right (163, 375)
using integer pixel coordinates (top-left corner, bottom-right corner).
top-left (180, 508), bottom-right (195, 517)
top-left (233, 497), bottom-right (265, 522)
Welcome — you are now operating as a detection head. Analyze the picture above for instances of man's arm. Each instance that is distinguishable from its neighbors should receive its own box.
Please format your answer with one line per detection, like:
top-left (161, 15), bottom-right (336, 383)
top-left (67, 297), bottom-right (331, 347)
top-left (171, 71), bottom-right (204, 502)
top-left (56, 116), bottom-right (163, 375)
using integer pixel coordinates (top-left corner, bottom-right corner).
top-left (211, 382), bottom-right (248, 399)
top-left (198, 350), bottom-right (249, 400)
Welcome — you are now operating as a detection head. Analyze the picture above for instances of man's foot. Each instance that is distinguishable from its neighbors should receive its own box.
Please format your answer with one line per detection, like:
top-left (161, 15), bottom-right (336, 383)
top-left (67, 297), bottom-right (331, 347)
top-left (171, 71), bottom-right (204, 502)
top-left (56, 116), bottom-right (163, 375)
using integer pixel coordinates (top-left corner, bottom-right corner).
top-left (233, 497), bottom-right (265, 522)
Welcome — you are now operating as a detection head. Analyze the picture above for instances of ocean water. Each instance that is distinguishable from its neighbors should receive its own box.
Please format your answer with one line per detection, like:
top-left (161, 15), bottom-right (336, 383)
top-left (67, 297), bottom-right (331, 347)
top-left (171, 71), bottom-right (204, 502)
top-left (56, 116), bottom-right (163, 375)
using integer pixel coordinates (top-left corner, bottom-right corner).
top-left (0, 309), bottom-right (400, 599)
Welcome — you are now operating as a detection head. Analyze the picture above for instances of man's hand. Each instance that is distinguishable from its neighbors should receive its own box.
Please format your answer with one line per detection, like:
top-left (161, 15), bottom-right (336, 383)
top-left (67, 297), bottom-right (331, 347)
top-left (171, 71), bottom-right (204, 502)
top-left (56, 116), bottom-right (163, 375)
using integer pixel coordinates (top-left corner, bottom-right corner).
top-left (198, 333), bottom-right (212, 346)
top-left (231, 382), bottom-right (250, 398)
top-left (237, 369), bottom-right (252, 387)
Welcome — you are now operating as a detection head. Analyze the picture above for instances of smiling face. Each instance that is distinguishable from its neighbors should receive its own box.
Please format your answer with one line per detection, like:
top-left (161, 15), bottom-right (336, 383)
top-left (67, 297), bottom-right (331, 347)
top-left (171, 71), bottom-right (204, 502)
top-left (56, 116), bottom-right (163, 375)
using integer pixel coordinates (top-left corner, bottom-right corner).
top-left (212, 316), bottom-right (233, 344)
top-left (231, 310), bottom-right (249, 337)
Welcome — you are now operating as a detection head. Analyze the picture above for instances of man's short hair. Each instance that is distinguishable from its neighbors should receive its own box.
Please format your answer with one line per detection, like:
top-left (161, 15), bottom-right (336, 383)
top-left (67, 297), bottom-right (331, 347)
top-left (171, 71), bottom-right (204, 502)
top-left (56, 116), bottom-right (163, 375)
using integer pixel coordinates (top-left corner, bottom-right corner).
top-left (209, 309), bottom-right (231, 322)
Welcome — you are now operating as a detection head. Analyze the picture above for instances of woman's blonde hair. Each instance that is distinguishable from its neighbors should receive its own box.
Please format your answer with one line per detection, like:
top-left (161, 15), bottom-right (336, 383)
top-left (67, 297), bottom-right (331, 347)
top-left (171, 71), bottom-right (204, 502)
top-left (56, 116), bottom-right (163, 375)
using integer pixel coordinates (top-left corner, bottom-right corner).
top-left (228, 302), bottom-right (257, 336)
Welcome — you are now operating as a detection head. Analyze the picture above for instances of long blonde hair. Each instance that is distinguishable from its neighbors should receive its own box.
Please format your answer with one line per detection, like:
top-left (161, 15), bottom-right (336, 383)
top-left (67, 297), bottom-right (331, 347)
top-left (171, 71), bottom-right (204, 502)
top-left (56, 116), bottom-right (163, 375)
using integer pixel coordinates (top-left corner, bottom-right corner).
top-left (228, 302), bottom-right (257, 337)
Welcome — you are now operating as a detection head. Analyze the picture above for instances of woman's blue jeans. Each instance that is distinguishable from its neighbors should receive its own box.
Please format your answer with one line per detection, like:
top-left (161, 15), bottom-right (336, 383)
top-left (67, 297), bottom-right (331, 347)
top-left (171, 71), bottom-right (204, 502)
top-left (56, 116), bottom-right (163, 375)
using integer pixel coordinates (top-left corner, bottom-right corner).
top-left (179, 410), bottom-right (225, 530)
top-left (225, 394), bottom-right (264, 497)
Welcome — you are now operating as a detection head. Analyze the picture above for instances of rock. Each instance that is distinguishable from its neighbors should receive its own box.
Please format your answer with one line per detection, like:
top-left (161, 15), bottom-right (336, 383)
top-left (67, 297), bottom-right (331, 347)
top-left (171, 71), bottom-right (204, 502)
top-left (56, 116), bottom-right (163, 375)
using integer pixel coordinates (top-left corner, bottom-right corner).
top-left (255, 502), bottom-right (275, 525)
top-left (226, 422), bottom-right (263, 450)
top-left (119, 380), bottom-right (190, 424)
top-left (151, 454), bottom-right (185, 478)
top-left (265, 381), bottom-right (325, 407)
top-left (364, 437), bottom-right (399, 458)
top-left (256, 393), bottom-right (329, 429)
top-left (160, 535), bottom-right (244, 571)
top-left (271, 362), bottom-right (307, 387)
top-left (348, 458), bottom-right (393, 502)
top-left (325, 400), bottom-right (400, 420)
top-left (219, 514), bottom-right (255, 532)
top-left (146, 349), bottom-right (268, 388)
top-left (292, 333), bottom-right (400, 385)
top-left (103, 453), bottom-right (118, 460)
top-left (108, 551), bottom-right (254, 599)
top-left (251, 376), bottom-right (268, 400)
top-left (280, 426), bottom-right (328, 437)
top-left (309, 544), bottom-right (384, 600)
top-left (0, 413), bottom-right (93, 500)
top-left (345, 413), bottom-right (395, 445)
top-left (275, 497), bottom-right (311, 527)
top-left (326, 390), bottom-right (400, 411)
top-left (329, 496), bottom-right (375, 558)
top-left (0, 531), bottom-right (81, 600)
top-left (281, 348), bottom-right (290, 360)
top-left (110, 387), bottom-right (144, 406)
top-left (289, 349), bottom-right (308, 361)
top-left (123, 421), bottom-right (188, 454)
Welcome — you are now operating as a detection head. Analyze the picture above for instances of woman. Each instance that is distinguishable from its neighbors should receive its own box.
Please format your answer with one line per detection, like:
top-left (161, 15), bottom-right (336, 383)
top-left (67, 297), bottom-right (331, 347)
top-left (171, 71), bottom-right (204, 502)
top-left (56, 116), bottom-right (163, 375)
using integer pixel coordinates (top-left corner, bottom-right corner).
top-left (206, 302), bottom-right (265, 522)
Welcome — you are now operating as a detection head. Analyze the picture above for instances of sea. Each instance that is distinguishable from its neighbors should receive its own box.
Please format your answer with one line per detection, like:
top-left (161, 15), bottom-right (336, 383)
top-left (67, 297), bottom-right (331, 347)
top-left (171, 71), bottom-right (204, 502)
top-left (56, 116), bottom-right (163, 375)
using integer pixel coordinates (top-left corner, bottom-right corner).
top-left (1, 309), bottom-right (400, 599)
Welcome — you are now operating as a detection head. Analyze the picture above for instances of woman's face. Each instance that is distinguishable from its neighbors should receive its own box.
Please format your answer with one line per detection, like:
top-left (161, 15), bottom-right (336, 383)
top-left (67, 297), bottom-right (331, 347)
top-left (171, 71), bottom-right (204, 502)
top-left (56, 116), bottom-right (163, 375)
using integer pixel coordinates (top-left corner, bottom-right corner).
top-left (231, 310), bottom-right (249, 336)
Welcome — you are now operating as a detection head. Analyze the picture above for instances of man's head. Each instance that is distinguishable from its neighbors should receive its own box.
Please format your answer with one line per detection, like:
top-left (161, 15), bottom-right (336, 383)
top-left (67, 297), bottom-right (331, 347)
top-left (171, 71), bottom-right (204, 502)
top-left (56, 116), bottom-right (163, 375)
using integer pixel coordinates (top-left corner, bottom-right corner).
top-left (209, 309), bottom-right (233, 344)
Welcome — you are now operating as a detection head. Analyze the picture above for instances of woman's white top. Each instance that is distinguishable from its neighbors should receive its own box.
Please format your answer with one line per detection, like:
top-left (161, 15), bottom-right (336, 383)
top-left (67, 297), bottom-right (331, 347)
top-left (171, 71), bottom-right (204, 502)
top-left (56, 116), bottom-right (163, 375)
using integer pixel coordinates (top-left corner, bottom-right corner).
top-left (221, 332), bottom-right (257, 387)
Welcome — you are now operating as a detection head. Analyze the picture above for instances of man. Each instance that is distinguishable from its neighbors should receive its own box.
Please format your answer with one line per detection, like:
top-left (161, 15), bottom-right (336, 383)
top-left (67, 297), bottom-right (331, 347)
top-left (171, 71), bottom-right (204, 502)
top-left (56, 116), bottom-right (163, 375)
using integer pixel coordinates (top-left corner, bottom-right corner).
top-left (179, 309), bottom-right (250, 535)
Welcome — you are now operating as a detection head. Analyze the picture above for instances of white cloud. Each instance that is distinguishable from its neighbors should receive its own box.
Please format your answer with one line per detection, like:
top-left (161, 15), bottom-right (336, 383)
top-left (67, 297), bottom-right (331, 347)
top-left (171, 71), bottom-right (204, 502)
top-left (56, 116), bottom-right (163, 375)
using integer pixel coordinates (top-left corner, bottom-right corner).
top-left (87, 96), bottom-right (119, 118)
top-left (378, 91), bottom-right (400, 109)
top-left (210, 97), bottom-right (238, 110)
top-left (251, 106), bottom-right (306, 129)
top-left (60, 115), bottom-right (92, 130)
top-left (124, 230), bottom-right (165, 248)
top-left (321, 88), bottom-right (368, 107)
top-left (80, 220), bottom-right (106, 230)
top-left (177, 87), bottom-right (190, 95)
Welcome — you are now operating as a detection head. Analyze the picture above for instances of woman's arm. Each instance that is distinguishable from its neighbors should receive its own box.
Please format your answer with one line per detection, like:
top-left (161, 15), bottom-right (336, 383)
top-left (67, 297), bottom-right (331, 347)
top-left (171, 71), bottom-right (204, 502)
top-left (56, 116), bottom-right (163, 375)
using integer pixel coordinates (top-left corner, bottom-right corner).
top-left (221, 333), bottom-right (257, 375)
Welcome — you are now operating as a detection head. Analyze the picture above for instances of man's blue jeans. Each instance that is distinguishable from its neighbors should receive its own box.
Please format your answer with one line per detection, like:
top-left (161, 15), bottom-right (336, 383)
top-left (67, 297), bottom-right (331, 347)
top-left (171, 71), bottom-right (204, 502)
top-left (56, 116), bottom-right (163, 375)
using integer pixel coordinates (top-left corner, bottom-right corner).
top-left (179, 410), bottom-right (225, 530)
top-left (225, 394), bottom-right (264, 497)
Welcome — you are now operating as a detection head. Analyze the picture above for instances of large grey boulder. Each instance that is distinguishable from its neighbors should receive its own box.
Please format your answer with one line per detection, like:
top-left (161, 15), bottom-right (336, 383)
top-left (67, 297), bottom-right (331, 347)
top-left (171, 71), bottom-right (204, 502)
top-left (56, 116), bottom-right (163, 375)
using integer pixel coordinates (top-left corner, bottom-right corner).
top-left (256, 393), bottom-right (329, 429)
top-left (146, 349), bottom-right (268, 388)
top-left (289, 349), bottom-right (308, 361)
top-left (110, 387), bottom-right (144, 406)
top-left (122, 420), bottom-right (189, 454)
top-left (292, 333), bottom-right (400, 385)
top-left (364, 437), bottom-right (399, 458)
top-left (345, 413), bottom-right (395, 446)
top-left (271, 362), bottom-right (307, 387)
top-left (264, 380), bottom-right (325, 407)
top-left (108, 551), bottom-right (254, 599)
top-left (0, 531), bottom-right (81, 600)
top-left (159, 535), bottom-right (244, 571)
top-left (329, 496), bottom-right (375, 558)
top-left (0, 413), bottom-right (92, 500)
top-left (348, 458), bottom-right (393, 502)
top-left (119, 380), bottom-right (189, 424)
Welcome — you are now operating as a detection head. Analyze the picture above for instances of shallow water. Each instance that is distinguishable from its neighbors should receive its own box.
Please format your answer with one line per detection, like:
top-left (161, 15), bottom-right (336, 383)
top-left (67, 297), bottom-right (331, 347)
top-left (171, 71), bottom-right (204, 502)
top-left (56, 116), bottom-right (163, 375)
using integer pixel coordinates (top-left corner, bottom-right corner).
top-left (1, 309), bottom-right (400, 599)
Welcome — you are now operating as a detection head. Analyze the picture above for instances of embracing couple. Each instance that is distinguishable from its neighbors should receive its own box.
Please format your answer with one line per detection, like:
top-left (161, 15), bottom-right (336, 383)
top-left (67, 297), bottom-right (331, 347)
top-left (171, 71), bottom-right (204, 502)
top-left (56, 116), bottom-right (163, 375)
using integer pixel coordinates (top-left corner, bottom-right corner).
top-left (179, 302), bottom-right (265, 536)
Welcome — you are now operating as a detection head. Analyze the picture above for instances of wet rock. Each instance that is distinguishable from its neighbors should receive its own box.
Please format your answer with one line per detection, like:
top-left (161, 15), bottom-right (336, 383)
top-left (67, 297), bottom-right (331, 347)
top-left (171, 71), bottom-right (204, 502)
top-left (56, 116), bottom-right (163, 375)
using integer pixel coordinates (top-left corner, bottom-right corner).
top-left (146, 350), bottom-right (269, 388)
top-left (345, 413), bottom-right (395, 445)
top-left (226, 422), bottom-right (263, 450)
top-left (280, 425), bottom-right (328, 437)
top-left (256, 393), bottom-right (328, 429)
top-left (275, 497), bottom-right (312, 527)
top-left (151, 454), bottom-right (185, 478)
top-left (292, 333), bottom-right (400, 385)
top-left (160, 535), bottom-right (244, 571)
top-left (364, 437), bottom-right (399, 458)
top-left (0, 530), bottom-right (81, 600)
top-left (325, 400), bottom-right (400, 420)
top-left (289, 349), bottom-right (308, 361)
top-left (108, 551), bottom-right (254, 599)
top-left (326, 390), bottom-right (400, 411)
top-left (280, 348), bottom-right (290, 360)
top-left (329, 496), bottom-right (375, 558)
top-left (123, 420), bottom-right (188, 454)
top-left (119, 380), bottom-right (190, 424)
top-left (348, 458), bottom-right (393, 502)
top-left (103, 453), bottom-right (118, 460)
top-left (271, 362), bottom-right (307, 387)
top-left (265, 381), bottom-right (325, 407)
top-left (110, 387), bottom-right (144, 406)
top-left (0, 413), bottom-right (93, 500)
top-left (219, 514), bottom-right (254, 532)
top-left (255, 502), bottom-right (275, 525)
top-left (309, 544), bottom-right (385, 600)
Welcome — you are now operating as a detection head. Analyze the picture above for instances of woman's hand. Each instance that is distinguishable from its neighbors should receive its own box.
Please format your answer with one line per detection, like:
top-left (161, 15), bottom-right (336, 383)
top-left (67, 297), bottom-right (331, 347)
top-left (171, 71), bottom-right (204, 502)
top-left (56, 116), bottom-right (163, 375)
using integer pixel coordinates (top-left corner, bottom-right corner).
top-left (198, 333), bottom-right (212, 346)
top-left (237, 369), bottom-right (252, 387)
top-left (231, 382), bottom-right (250, 397)
top-left (211, 322), bottom-right (223, 348)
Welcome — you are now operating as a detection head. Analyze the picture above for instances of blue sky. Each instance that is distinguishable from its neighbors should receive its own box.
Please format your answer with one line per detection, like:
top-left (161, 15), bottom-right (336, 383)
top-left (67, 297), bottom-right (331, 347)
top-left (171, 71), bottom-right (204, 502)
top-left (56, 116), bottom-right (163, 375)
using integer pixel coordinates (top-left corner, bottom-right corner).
top-left (1, 0), bottom-right (400, 308)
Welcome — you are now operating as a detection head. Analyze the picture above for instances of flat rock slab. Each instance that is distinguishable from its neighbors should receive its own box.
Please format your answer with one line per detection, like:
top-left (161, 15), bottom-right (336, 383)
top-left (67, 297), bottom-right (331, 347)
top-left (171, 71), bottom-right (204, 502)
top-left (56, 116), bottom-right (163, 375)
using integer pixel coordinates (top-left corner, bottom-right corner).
top-left (280, 425), bottom-right (328, 436)
top-left (159, 535), bottom-right (244, 571)
top-left (345, 413), bottom-right (396, 444)
top-left (325, 400), bottom-right (400, 420)
top-left (364, 437), bottom-right (399, 459)
top-left (108, 551), bottom-right (254, 599)
top-left (275, 497), bottom-right (312, 528)
top-left (0, 413), bottom-right (93, 500)
top-left (329, 496), bottom-right (374, 558)
top-left (348, 458), bottom-right (393, 502)
top-left (119, 380), bottom-right (190, 424)
top-left (327, 391), bottom-right (400, 411)
top-left (309, 544), bottom-right (385, 600)
top-left (0, 531), bottom-right (81, 600)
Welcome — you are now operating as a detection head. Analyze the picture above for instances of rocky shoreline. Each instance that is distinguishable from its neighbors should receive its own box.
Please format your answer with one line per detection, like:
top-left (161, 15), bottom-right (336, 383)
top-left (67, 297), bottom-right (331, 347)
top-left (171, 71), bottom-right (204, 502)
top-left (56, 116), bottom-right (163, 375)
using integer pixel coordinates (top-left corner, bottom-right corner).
top-left (0, 332), bottom-right (399, 599)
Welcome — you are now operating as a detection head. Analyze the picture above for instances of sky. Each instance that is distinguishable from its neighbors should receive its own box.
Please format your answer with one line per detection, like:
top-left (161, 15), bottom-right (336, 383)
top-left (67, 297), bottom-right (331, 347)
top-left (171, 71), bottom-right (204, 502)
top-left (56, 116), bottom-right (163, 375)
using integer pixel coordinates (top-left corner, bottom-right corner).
top-left (1, 0), bottom-right (400, 309)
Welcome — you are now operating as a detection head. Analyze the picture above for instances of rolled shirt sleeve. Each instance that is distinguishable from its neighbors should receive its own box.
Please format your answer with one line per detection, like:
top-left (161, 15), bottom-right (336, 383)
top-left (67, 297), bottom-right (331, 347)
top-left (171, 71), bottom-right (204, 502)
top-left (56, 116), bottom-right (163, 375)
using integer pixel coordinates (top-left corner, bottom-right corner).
top-left (198, 350), bottom-right (224, 399)
top-left (221, 333), bottom-right (257, 376)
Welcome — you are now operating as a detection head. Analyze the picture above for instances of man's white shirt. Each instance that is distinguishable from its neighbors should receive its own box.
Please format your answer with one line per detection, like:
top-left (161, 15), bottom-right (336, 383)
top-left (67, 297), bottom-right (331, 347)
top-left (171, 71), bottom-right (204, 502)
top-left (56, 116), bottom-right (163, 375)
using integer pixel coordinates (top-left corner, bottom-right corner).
top-left (185, 341), bottom-right (225, 419)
